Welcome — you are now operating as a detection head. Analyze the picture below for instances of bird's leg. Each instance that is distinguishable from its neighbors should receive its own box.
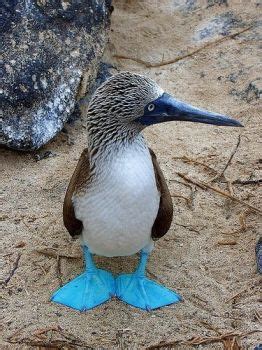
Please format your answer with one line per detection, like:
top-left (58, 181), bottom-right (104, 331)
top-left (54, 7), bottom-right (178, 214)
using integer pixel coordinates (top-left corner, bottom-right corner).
top-left (51, 246), bottom-right (115, 311)
top-left (83, 245), bottom-right (97, 272)
top-left (135, 250), bottom-right (148, 276)
top-left (116, 250), bottom-right (182, 310)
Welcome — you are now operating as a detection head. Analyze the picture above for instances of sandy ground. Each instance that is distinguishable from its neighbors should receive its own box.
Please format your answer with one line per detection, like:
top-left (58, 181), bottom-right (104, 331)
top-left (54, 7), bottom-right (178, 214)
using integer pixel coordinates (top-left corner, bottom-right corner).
top-left (1, 1), bottom-right (261, 349)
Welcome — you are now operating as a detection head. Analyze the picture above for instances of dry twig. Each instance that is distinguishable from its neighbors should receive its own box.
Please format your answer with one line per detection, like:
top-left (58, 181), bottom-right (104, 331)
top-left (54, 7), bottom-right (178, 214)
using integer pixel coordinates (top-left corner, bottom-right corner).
top-left (221, 209), bottom-right (252, 235)
top-left (147, 330), bottom-right (261, 349)
top-left (227, 180), bottom-right (235, 196)
top-left (170, 179), bottom-right (196, 209)
top-left (6, 328), bottom-right (24, 341)
top-left (146, 339), bottom-right (181, 349)
top-left (3, 325), bottom-right (94, 348)
top-left (177, 173), bottom-right (261, 215)
top-left (233, 179), bottom-right (262, 185)
top-left (56, 255), bottom-right (63, 286)
top-left (223, 336), bottom-right (241, 350)
top-left (34, 325), bottom-right (60, 339)
top-left (114, 26), bottom-right (253, 68)
top-left (211, 135), bottom-right (241, 183)
top-left (174, 222), bottom-right (202, 234)
top-left (184, 330), bottom-right (259, 346)
top-left (254, 310), bottom-right (261, 323)
top-left (14, 241), bottom-right (26, 248)
top-left (199, 320), bottom-right (222, 335)
top-left (239, 210), bottom-right (249, 231)
top-left (35, 248), bottom-right (81, 285)
top-left (171, 193), bottom-right (191, 208)
top-left (173, 156), bottom-right (218, 174)
top-left (4, 253), bottom-right (21, 284)
top-left (217, 240), bottom-right (237, 246)
top-left (34, 248), bottom-right (80, 259)
top-left (225, 288), bottom-right (249, 303)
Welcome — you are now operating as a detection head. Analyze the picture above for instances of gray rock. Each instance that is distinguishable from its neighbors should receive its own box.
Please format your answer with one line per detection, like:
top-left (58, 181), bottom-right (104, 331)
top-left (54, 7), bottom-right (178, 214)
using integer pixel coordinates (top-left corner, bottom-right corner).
top-left (256, 237), bottom-right (262, 274)
top-left (79, 62), bottom-right (115, 104)
top-left (230, 78), bottom-right (262, 103)
top-left (206, 0), bottom-right (228, 8)
top-left (194, 11), bottom-right (244, 41)
top-left (1, 0), bottom-right (112, 150)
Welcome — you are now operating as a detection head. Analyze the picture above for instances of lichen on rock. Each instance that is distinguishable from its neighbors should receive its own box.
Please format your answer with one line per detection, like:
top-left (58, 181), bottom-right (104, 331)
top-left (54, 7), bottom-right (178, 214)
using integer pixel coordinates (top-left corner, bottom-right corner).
top-left (1, 0), bottom-right (112, 150)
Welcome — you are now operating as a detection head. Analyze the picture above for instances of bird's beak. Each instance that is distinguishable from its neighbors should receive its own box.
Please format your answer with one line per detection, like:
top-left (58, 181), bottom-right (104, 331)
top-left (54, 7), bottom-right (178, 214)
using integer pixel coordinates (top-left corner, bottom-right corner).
top-left (137, 93), bottom-right (243, 127)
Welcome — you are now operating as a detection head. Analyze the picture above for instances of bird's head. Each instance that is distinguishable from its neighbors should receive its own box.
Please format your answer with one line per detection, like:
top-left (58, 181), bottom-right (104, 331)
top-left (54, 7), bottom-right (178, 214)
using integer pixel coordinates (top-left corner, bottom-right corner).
top-left (87, 72), bottom-right (243, 138)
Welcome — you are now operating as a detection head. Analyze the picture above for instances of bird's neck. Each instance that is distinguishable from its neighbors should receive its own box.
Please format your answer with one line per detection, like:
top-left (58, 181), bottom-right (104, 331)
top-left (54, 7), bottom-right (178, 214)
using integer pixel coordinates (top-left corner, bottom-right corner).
top-left (87, 123), bottom-right (146, 173)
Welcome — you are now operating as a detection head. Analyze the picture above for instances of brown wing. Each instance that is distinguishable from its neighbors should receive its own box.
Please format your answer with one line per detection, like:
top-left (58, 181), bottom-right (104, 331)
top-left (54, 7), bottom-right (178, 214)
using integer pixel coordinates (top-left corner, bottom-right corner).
top-left (63, 148), bottom-right (90, 237)
top-left (149, 148), bottom-right (173, 240)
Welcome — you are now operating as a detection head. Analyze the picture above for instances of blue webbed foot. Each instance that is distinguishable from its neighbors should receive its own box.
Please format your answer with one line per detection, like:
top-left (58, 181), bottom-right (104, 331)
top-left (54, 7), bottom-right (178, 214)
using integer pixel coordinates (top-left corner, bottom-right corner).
top-left (51, 269), bottom-right (115, 311)
top-left (116, 251), bottom-right (182, 310)
top-left (116, 274), bottom-right (181, 310)
top-left (51, 247), bottom-right (115, 311)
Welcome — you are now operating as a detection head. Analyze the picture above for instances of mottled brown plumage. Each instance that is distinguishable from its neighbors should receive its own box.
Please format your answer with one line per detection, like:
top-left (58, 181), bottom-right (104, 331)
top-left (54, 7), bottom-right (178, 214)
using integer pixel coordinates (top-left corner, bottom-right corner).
top-left (63, 148), bottom-right (89, 237)
top-left (63, 147), bottom-right (173, 241)
top-left (149, 149), bottom-right (173, 240)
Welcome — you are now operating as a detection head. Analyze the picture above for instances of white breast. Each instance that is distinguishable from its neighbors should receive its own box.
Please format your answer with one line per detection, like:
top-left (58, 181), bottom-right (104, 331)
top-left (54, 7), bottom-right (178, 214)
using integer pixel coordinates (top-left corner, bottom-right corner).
top-left (74, 143), bottom-right (160, 257)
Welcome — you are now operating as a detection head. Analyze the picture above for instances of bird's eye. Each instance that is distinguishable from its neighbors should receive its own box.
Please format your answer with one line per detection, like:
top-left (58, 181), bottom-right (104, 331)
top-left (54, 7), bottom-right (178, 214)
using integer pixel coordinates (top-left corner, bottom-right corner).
top-left (147, 103), bottom-right (155, 112)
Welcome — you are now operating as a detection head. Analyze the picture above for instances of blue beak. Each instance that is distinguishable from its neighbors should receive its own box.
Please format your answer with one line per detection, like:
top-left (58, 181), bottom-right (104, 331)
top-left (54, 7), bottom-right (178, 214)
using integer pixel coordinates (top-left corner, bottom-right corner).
top-left (136, 93), bottom-right (243, 127)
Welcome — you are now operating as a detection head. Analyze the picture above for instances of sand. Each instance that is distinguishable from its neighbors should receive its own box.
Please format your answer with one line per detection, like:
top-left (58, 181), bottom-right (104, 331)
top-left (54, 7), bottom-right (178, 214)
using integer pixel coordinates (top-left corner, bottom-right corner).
top-left (1, 1), bottom-right (261, 349)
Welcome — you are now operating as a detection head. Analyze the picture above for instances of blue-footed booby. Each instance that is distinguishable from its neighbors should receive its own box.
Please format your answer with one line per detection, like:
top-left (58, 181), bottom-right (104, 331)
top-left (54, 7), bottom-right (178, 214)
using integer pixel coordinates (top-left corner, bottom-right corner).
top-left (51, 72), bottom-right (242, 311)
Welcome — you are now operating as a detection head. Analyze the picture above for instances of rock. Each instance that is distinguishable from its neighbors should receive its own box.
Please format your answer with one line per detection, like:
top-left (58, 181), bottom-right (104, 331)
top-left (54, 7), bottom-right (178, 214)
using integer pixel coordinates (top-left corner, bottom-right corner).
top-left (77, 61), bottom-right (117, 121)
top-left (33, 150), bottom-right (57, 162)
top-left (230, 78), bottom-right (262, 103)
top-left (79, 61), bottom-right (115, 104)
top-left (256, 237), bottom-right (262, 274)
top-left (194, 11), bottom-right (244, 41)
top-left (1, 0), bottom-right (112, 150)
top-left (206, 0), bottom-right (229, 9)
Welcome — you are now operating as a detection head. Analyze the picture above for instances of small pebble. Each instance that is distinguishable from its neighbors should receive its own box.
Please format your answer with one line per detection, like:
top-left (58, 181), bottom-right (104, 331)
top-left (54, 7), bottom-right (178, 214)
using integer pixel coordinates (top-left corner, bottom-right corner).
top-left (33, 151), bottom-right (57, 162)
top-left (14, 241), bottom-right (26, 248)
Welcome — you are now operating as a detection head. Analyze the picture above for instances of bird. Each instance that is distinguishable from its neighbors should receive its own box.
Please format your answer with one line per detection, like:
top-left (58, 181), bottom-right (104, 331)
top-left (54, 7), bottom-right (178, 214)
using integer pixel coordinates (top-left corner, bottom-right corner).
top-left (51, 72), bottom-right (243, 311)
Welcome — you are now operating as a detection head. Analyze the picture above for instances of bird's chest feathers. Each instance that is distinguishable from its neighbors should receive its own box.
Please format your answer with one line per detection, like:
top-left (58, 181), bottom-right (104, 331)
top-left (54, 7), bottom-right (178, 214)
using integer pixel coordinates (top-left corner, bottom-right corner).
top-left (109, 148), bottom-right (158, 207)
top-left (75, 144), bottom-right (160, 256)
